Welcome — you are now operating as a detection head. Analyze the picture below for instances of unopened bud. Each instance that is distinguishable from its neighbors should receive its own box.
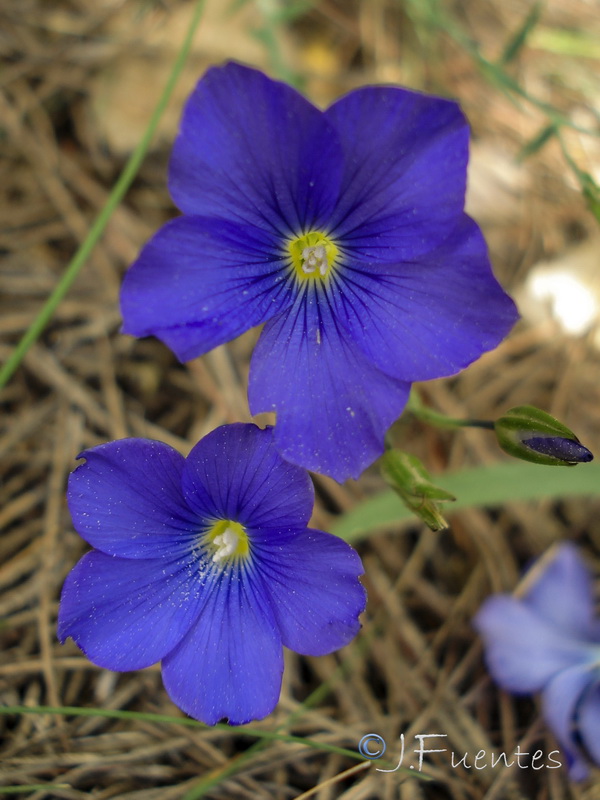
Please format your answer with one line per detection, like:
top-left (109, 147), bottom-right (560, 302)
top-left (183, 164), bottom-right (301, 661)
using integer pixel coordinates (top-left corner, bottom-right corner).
top-left (380, 450), bottom-right (455, 531)
top-left (494, 405), bottom-right (593, 466)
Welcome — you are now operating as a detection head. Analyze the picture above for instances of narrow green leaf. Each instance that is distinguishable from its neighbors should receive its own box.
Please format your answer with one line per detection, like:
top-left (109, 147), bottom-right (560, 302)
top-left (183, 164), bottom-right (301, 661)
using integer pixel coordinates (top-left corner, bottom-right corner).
top-left (0, 788), bottom-right (70, 795)
top-left (0, 705), bottom-right (364, 762)
top-left (500, 2), bottom-right (543, 64)
top-left (557, 133), bottom-right (600, 224)
top-left (272, 0), bottom-right (317, 22)
top-left (0, 704), bottom-right (429, 799)
top-left (518, 123), bottom-right (557, 160)
top-left (226, 0), bottom-right (251, 13)
top-left (333, 461), bottom-right (600, 543)
top-left (531, 28), bottom-right (600, 60)
top-left (0, 783), bottom-right (73, 797)
top-left (582, 175), bottom-right (600, 224)
top-left (0, 0), bottom-right (206, 389)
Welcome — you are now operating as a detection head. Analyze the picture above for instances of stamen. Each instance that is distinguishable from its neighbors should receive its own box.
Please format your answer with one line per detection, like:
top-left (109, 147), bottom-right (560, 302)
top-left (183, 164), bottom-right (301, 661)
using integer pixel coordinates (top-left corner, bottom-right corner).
top-left (212, 527), bottom-right (240, 563)
top-left (288, 231), bottom-right (339, 283)
top-left (205, 518), bottom-right (249, 565)
top-left (301, 245), bottom-right (328, 276)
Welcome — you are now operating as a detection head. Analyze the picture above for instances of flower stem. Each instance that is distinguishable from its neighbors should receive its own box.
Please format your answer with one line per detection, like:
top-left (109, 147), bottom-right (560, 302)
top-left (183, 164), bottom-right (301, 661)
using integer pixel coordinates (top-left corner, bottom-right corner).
top-left (406, 391), bottom-right (495, 431)
top-left (0, 0), bottom-right (206, 390)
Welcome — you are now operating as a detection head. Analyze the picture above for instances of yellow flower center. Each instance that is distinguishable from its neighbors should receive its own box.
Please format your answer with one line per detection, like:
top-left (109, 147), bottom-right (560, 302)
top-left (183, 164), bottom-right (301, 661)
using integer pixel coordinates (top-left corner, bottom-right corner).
top-left (288, 231), bottom-right (339, 283)
top-left (206, 519), bottom-right (249, 564)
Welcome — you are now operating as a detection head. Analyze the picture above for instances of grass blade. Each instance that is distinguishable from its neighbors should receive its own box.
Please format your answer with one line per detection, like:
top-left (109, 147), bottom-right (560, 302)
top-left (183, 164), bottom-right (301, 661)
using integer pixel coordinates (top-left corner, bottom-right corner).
top-left (333, 461), bottom-right (600, 542)
top-left (0, 0), bottom-right (206, 390)
top-left (500, 2), bottom-right (543, 64)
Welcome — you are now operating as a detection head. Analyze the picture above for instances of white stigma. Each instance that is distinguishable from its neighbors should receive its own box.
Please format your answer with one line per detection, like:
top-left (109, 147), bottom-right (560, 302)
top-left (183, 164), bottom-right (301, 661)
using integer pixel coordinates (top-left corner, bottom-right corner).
top-left (301, 245), bottom-right (328, 277)
top-left (212, 527), bottom-right (239, 563)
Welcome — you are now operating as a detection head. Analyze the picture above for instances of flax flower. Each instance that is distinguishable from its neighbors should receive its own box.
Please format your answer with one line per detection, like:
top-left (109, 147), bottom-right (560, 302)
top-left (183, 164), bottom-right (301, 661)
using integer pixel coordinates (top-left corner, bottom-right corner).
top-left (58, 424), bottom-right (365, 724)
top-left (121, 63), bottom-right (517, 480)
top-left (475, 544), bottom-right (600, 779)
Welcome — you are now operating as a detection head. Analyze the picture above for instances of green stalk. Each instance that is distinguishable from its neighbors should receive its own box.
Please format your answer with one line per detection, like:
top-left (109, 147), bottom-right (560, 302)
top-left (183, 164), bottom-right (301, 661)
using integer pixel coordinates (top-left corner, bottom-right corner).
top-left (0, 704), bottom-right (370, 765)
top-left (0, 788), bottom-right (71, 795)
top-left (0, 0), bottom-right (206, 390)
top-left (406, 391), bottom-right (495, 431)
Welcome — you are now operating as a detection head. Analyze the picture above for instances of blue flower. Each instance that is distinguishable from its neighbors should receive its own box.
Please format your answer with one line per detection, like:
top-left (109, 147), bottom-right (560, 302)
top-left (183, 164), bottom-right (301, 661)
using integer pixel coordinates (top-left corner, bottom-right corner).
top-left (121, 62), bottom-right (518, 481)
top-left (474, 544), bottom-right (600, 779)
top-left (58, 423), bottom-right (366, 725)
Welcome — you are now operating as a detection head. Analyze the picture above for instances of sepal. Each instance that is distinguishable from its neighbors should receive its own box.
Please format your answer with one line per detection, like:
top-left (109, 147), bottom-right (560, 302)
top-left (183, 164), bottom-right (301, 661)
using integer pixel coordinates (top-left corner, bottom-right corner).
top-left (380, 450), bottom-right (455, 531)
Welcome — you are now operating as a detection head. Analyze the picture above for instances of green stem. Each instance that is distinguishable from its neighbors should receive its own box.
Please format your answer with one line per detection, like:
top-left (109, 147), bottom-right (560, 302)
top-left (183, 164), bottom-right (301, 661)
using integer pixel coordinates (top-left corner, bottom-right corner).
top-left (405, 0), bottom-right (600, 204)
top-left (254, 0), bottom-right (300, 85)
top-left (425, 1), bottom-right (599, 131)
top-left (0, 705), bottom-right (362, 761)
top-left (406, 391), bottom-right (495, 431)
top-left (0, 788), bottom-right (71, 795)
top-left (0, 0), bottom-right (206, 390)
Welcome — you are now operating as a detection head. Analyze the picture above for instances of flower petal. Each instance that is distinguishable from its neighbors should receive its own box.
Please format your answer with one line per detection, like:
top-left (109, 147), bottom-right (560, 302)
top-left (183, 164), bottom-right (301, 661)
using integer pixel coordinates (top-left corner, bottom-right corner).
top-left (326, 85), bottom-right (469, 252)
top-left (577, 680), bottom-right (600, 767)
top-left (523, 544), bottom-right (599, 641)
top-left (543, 665), bottom-right (596, 780)
top-left (121, 216), bottom-right (294, 362)
top-left (474, 595), bottom-right (592, 693)
top-left (330, 217), bottom-right (517, 382)
top-left (169, 62), bottom-right (343, 236)
top-left (248, 291), bottom-right (411, 481)
top-left (67, 439), bottom-right (198, 559)
top-left (161, 565), bottom-right (283, 725)
top-left (58, 550), bottom-right (205, 670)
top-left (181, 423), bottom-right (314, 529)
top-left (253, 527), bottom-right (366, 655)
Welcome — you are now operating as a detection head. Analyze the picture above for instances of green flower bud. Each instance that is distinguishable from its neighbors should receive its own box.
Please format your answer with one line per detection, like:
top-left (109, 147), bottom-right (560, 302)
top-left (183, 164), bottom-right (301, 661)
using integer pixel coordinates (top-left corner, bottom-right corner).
top-left (494, 405), bottom-right (593, 466)
top-left (380, 450), bottom-right (455, 531)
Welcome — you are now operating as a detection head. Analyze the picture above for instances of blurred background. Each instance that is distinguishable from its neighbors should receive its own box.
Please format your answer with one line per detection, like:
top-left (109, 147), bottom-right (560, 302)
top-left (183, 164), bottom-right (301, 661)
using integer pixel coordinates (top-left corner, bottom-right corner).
top-left (1, 0), bottom-right (600, 797)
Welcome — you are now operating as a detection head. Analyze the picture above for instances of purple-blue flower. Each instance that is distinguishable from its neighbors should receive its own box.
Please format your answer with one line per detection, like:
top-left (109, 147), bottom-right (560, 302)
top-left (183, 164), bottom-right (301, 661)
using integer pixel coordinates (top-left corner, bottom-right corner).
top-left (121, 62), bottom-right (517, 481)
top-left (58, 423), bottom-right (365, 725)
top-left (474, 544), bottom-right (600, 779)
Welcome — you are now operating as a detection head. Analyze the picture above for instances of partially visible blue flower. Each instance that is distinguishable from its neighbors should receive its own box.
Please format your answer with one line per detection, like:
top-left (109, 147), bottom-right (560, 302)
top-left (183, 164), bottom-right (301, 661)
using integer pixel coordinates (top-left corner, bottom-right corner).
top-left (120, 62), bottom-right (518, 481)
top-left (474, 544), bottom-right (600, 779)
top-left (58, 423), bottom-right (365, 725)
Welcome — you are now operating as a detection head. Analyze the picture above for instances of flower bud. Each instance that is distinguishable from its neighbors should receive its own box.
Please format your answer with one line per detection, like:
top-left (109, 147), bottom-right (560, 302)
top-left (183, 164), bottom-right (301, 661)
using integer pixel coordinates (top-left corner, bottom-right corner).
top-left (380, 450), bottom-right (455, 531)
top-left (494, 405), bottom-right (593, 466)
